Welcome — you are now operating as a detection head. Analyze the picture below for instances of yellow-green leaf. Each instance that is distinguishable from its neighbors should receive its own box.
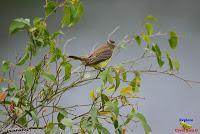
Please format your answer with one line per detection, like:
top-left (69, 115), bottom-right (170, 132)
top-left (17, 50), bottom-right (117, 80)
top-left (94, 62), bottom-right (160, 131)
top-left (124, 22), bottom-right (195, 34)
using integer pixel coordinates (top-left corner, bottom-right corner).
top-left (61, 1), bottom-right (84, 28)
top-left (105, 101), bottom-right (119, 116)
top-left (166, 51), bottom-right (173, 71)
top-left (45, 0), bottom-right (58, 16)
top-left (120, 86), bottom-right (132, 96)
top-left (145, 23), bottom-right (154, 35)
top-left (61, 118), bottom-right (73, 128)
top-left (23, 67), bottom-right (36, 89)
top-left (168, 31), bottom-right (178, 49)
top-left (99, 111), bottom-right (111, 116)
top-left (61, 62), bottom-right (72, 80)
top-left (124, 108), bottom-right (135, 125)
top-left (9, 18), bottom-right (30, 34)
top-left (145, 15), bottom-right (159, 23)
top-left (90, 89), bottom-right (96, 101)
top-left (30, 111), bottom-right (39, 127)
top-left (134, 35), bottom-right (141, 46)
top-left (173, 59), bottom-right (180, 72)
top-left (16, 52), bottom-right (29, 65)
top-left (1, 60), bottom-right (10, 72)
top-left (129, 72), bottom-right (141, 92)
top-left (142, 34), bottom-right (151, 43)
top-left (135, 113), bottom-right (151, 134)
top-left (41, 72), bottom-right (56, 82)
top-left (152, 44), bottom-right (164, 68)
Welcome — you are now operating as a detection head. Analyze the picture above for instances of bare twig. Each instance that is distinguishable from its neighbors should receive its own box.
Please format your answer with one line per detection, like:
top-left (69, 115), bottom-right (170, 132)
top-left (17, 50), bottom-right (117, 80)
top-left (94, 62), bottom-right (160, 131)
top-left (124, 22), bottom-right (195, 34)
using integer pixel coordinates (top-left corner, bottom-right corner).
top-left (107, 25), bottom-right (120, 40)
top-left (63, 37), bottom-right (77, 54)
top-left (1, 126), bottom-right (46, 134)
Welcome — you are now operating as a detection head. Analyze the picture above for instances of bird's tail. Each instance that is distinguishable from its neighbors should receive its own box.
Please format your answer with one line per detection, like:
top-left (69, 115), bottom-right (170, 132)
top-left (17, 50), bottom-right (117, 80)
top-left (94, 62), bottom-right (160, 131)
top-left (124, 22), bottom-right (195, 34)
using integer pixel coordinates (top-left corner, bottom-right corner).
top-left (68, 56), bottom-right (87, 62)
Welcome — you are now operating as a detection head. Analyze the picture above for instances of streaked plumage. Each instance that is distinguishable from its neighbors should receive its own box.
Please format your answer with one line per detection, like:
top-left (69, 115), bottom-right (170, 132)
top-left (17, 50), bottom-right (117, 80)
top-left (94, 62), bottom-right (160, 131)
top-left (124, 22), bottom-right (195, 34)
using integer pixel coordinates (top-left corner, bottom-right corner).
top-left (69, 40), bottom-right (115, 69)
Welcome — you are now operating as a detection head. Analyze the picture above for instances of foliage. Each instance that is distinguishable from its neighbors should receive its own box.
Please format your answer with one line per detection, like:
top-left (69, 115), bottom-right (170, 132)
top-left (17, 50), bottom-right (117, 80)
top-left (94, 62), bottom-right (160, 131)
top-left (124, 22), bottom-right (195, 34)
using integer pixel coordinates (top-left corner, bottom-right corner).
top-left (0, 0), bottom-right (192, 134)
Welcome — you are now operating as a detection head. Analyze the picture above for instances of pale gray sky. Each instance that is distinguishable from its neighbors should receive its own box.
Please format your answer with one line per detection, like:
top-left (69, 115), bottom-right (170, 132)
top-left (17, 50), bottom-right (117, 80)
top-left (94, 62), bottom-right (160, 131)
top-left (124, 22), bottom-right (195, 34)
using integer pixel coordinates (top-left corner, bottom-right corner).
top-left (0, 0), bottom-right (200, 133)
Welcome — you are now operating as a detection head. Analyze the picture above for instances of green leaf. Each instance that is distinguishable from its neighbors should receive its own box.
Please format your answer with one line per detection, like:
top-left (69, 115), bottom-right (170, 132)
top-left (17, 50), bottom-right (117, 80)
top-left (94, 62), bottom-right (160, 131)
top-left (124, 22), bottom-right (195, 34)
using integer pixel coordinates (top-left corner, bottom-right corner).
top-left (30, 111), bottom-right (39, 127)
top-left (152, 44), bottom-right (164, 68)
top-left (122, 72), bottom-right (127, 81)
top-left (90, 107), bottom-right (98, 125)
top-left (49, 47), bottom-right (63, 63)
top-left (105, 101), bottom-right (119, 116)
top-left (57, 112), bottom-right (65, 123)
top-left (45, 122), bottom-right (60, 134)
top-left (145, 15), bottom-right (159, 24)
top-left (100, 70), bottom-right (107, 84)
top-left (45, 0), bottom-right (58, 16)
top-left (129, 72), bottom-right (141, 92)
top-left (55, 106), bottom-right (68, 117)
top-left (61, 62), bottom-right (72, 80)
top-left (41, 72), bottom-right (56, 82)
top-left (101, 94), bottom-right (109, 107)
top-left (61, 2), bottom-right (84, 28)
top-left (81, 117), bottom-right (93, 133)
top-left (61, 118), bottom-right (73, 128)
top-left (16, 52), bottom-right (29, 65)
top-left (173, 59), bottom-right (180, 72)
top-left (145, 23), bottom-right (154, 35)
top-left (115, 73), bottom-right (120, 90)
top-left (74, 2), bottom-right (84, 22)
top-left (166, 51), bottom-right (173, 71)
top-left (168, 31), bottom-right (178, 49)
top-left (17, 115), bottom-right (27, 127)
top-left (23, 67), bottom-right (35, 89)
top-left (113, 119), bottom-right (119, 129)
top-left (11, 97), bottom-right (19, 105)
top-left (142, 34), bottom-right (151, 43)
top-left (62, 5), bottom-right (71, 27)
top-left (124, 108), bottom-right (135, 125)
top-left (33, 17), bottom-right (43, 26)
top-left (134, 35), bottom-right (141, 46)
top-left (57, 112), bottom-right (66, 130)
top-left (107, 73), bottom-right (113, 84)
top-left (135, 113), bottom-right (151, 134)
top-left (157, 57), bottom-right (164, 68)
top-left (58, 123), bottom-right (65, 130)
top-left (97, 125), bottom-right (110, 134)
top-left (9, 18), bottom-right (30, 34)
top-left (100, 68), bottom-right (113, 84)
top-left (51, 30), bottom-right (64, 39)
top-left (45, 123), bottom-right (54, 134)
top-left (1, 60), bottom-right (10, 72)
top-left (152, 44), bottom-right (161, 57)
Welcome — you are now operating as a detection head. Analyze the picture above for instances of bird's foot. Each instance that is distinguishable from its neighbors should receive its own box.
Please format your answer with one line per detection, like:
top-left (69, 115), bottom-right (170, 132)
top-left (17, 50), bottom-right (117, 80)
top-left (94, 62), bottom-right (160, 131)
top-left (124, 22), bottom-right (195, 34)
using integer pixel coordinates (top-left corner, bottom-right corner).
top-left (95, 68), bottom-right (105, 78)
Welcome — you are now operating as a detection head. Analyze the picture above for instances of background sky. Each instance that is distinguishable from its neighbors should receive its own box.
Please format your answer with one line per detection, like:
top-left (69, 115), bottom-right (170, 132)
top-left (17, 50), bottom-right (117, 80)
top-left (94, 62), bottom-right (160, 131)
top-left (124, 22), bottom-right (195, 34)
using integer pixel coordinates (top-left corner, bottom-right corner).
top-left (0, 0), bottom-right (200, 134)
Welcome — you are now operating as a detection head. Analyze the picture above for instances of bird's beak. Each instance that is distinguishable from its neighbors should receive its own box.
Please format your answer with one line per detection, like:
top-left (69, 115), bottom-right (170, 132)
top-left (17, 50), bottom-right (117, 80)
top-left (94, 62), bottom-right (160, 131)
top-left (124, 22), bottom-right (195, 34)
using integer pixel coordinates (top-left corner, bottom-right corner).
top-left (107, 39), bottom-right (115, 44)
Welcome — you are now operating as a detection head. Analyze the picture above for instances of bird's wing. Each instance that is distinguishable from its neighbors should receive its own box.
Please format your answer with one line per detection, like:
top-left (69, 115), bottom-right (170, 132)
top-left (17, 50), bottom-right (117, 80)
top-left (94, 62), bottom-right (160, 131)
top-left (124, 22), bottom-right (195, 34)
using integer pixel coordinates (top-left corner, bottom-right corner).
top-left (87, 49), bottom-right (112, 65)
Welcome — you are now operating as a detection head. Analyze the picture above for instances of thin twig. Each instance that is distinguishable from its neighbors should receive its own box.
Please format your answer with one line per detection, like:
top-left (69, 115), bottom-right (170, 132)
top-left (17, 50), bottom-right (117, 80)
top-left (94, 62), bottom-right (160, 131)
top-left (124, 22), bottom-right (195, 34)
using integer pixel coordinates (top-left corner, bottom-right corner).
top-left (107, 26), bottom-right (120, 40)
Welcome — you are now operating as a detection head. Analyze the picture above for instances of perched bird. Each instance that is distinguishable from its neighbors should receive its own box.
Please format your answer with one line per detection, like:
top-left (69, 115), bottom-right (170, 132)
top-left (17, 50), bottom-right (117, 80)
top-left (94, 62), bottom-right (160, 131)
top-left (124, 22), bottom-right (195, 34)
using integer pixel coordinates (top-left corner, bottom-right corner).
top-left (69, 40), bottom-right (116, 70)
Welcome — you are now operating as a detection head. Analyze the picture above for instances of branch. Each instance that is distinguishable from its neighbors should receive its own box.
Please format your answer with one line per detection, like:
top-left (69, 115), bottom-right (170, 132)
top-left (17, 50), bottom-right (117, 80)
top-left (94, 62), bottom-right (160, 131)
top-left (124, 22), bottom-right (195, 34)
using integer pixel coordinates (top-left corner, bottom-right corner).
top-left (137, 69), bottom-right (200, 87)
top-left (63, 37), bottom-right (77, 54)
top-left (107, 25), bottom-right (120, 40)
top-left (1, 126), bottom-right (45, 134)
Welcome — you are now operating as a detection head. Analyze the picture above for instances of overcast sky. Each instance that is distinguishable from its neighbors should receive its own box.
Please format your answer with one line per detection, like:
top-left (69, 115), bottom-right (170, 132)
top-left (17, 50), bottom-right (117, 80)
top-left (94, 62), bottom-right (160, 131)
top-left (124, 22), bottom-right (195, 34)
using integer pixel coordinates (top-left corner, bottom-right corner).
top-left (0, 0), bottom-right (200, 133)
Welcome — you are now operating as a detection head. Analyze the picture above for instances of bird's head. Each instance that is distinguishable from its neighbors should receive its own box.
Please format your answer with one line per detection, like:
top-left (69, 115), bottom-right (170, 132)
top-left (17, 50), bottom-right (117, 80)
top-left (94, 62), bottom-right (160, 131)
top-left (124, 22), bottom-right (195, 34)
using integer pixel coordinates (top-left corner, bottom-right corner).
top-left (107, 39), bottom-right (116, 49)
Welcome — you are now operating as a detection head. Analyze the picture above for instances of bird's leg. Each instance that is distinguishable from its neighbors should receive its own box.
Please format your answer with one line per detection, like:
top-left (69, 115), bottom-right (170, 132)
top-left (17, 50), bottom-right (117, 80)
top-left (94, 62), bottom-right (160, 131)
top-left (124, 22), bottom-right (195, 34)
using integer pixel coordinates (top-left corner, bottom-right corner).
top-left (100, 68), bottom-right (106, 71)
top-left (96, 70), bottom-right (101, 78)
top-left (95, 68), bottom-right (105, 78)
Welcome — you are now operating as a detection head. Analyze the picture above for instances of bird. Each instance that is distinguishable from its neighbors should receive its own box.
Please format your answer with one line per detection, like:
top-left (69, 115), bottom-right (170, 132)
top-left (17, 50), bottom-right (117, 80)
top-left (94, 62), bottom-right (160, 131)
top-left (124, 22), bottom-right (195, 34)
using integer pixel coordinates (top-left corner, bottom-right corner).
top-left (68, 39), bottom-right (116, 70)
